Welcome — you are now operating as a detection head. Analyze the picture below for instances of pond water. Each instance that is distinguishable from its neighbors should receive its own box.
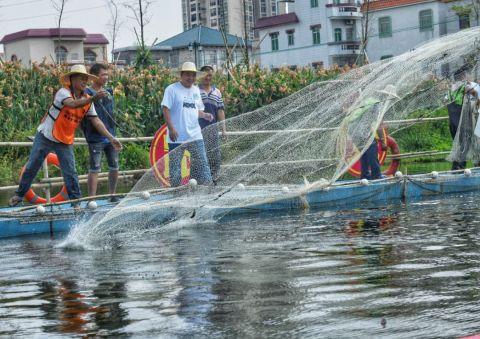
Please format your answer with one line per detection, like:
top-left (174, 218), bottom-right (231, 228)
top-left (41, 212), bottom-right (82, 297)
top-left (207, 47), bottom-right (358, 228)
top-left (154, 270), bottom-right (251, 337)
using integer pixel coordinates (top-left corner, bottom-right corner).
top-left (1, 193), bottom-right (480, 337)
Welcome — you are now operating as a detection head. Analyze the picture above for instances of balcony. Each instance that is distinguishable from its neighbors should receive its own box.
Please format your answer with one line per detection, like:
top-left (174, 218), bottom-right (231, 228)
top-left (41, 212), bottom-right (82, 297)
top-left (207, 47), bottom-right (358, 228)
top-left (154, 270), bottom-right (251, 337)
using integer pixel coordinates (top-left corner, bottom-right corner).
top-left (328, 41), bottom-right (361, 56)
top-left (326, 5), bottom-right (362, 19)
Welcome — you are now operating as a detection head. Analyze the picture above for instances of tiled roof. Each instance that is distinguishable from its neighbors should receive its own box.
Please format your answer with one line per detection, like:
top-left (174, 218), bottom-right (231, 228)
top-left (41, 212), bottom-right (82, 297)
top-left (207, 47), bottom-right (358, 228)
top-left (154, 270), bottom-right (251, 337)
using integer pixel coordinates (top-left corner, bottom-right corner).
top-left (155, 25), bottom-right (250, 48)
top-left (0, 28), bottom-right (87, 44)
top-left (84, 34), bottom-right (109, 45)
top-left (362, 0), bottom-right (435, 11)
top-left (113, 45), bottom-right (172, 53)
top-left (254, 13), bottom-right (299, 30)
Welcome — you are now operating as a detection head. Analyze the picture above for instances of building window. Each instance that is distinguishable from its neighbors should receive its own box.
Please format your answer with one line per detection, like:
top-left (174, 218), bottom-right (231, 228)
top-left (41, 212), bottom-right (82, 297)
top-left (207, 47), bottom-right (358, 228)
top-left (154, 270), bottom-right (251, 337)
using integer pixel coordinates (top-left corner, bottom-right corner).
top-left (419, 9), bottom-right (433, 31)
top-left (287, 30), bottom-right (295, 46)
top-left (55, 46), bottom-right (68, 63)
top-left (378, 17), bottom-right (392, 38)
top-left (459, 14), bottom-right (470, 29)
top-left (191, 14), bottom-right (197, 22)
top-left (346, 27), bottom-right (354, 41)
top-left (311, 0), bottom-right (318, 8)
top-left (270, 32), bottom-right (279, 51)
top-left (311, 26), bottom-right (321, 45)
top-left (334, 28), bottom-right (342, 42)
top-left (84, 49), bottom-right (97, 64)
top-left (211, 8), bottom-right (217, 16)
top-left (261, 2), bottom-right (267, 16)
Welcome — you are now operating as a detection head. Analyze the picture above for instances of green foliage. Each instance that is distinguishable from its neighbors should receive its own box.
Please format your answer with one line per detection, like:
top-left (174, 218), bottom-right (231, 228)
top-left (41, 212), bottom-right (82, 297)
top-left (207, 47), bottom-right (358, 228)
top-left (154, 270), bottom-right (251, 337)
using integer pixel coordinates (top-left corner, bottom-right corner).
top-left (119, 143), bottom-right (150, 170)
top-left (452, 4), bottom-right (473, 17)
top-left (134, 46), bottom-right (154, 69)
top-left (392, 107), bottom-right (452, 152)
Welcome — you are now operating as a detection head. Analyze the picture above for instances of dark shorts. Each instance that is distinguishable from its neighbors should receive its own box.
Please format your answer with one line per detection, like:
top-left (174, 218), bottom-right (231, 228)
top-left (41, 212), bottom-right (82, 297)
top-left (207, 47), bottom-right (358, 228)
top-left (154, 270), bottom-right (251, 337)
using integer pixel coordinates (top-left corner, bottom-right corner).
top-left (88, 142), bottom-right (119, 173)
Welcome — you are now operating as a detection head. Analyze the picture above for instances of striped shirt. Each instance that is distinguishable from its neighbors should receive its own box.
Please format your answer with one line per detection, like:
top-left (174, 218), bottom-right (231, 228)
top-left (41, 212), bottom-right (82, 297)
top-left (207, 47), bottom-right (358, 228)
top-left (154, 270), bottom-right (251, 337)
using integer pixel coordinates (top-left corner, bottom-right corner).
top-left (199, 86), bottom-right (225, 129)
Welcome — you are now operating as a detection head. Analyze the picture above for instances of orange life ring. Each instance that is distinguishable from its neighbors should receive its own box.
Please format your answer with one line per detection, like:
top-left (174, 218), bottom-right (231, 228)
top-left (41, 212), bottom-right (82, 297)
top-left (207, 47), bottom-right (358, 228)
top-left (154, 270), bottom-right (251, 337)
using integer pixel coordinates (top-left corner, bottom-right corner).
top-left (348, 135), bottom-right (401, 177)
top-left (20, 153), bottom-right (69, 204)
top-left (383, 136), bottom-right (401, 176)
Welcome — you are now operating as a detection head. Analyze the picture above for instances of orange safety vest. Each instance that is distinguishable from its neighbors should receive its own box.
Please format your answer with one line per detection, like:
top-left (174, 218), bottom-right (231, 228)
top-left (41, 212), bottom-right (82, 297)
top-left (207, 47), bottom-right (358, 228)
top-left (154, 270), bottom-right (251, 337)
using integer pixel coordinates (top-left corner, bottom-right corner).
top-left (45, 88), bottom-right (92, 145)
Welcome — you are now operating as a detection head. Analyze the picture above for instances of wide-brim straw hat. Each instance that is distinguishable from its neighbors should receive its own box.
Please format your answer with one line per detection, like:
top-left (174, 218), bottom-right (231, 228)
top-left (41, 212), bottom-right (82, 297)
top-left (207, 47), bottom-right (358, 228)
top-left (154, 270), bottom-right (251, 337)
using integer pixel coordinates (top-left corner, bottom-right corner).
top-left (176, 61), bottom-right (201, 75)
top-left (376, 84), bottom-right (400, 99)
top-left (61, 64), bottom-right (98, 86)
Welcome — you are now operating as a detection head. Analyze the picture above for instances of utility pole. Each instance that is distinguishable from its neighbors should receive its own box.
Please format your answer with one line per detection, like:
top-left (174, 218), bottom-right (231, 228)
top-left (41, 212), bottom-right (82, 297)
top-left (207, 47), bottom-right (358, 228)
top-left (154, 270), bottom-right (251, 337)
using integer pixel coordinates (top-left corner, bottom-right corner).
top-left (242, 0), bottom-right (250, 69)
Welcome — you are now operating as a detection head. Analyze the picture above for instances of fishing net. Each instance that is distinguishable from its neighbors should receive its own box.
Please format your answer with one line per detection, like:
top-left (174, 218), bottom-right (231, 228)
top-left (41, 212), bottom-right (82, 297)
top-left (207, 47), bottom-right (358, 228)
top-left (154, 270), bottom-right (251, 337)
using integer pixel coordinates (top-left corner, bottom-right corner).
top-left (65, 27), bottom-right (480, 247)
top-left (447, 92), bottom-right (480, 165)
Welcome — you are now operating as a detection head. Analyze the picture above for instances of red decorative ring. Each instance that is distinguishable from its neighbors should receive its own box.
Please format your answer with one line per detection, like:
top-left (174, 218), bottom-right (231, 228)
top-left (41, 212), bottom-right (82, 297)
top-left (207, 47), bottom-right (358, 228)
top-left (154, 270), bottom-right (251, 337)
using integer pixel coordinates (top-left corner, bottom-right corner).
top-left (149, 124), bottom-right (191, 186)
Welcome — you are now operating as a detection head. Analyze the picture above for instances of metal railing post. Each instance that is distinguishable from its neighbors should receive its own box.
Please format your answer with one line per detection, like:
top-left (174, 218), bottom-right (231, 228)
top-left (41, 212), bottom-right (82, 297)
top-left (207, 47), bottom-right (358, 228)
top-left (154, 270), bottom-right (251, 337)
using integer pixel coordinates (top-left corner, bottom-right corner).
top-left (42, 159), bottom-right (51, 204)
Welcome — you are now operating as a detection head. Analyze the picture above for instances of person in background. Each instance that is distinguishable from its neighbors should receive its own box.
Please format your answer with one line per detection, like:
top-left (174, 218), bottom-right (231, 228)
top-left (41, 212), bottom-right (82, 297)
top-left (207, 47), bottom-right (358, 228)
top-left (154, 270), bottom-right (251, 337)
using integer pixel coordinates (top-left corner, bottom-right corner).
top-left (446, 66), bottom-right (479, 170)
top-left (82, 63), bottom-right (120, 202)
top-left (8, 64), bottom-right (122, 209)
top-left (198, 65), bottom-right (226, 183)
top-left (342, 85), bottom-right (398, 180)
top-left (360, 123), bottom-right (388, 180)
top-left (161, 62), bottom-right (214, 187)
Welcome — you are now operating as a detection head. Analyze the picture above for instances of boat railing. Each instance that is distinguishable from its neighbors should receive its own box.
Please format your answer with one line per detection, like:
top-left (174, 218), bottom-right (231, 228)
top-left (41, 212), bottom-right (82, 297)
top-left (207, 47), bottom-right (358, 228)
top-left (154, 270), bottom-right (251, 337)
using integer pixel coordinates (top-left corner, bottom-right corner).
top-left (0, 116), bottom-right (449, 147)
top-left (0, 116), bottom-right (451, 204)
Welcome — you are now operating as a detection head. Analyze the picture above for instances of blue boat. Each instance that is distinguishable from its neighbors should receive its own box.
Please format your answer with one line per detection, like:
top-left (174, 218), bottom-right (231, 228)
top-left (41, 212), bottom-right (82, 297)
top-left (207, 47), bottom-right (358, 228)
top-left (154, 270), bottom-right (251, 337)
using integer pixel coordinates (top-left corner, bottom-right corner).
top-left (1, 168), bottom-right (479, 239)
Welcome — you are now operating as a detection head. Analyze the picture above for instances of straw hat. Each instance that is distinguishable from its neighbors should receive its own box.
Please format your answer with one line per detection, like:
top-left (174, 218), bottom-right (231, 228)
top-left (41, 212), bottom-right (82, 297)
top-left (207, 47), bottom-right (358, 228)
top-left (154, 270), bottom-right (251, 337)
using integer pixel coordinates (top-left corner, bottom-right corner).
top-left (177, 61), bottom-right (200, 74)
top-left (61, 64), bottom-right (98, 86)
top-left (376, 84), bottom-right (400, 99)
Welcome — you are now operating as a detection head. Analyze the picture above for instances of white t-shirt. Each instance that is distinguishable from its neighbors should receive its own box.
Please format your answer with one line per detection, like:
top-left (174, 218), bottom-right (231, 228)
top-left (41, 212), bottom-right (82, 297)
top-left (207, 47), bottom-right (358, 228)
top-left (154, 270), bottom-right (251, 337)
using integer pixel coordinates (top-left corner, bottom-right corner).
top-left (161, 82), bottom-right (205, 143)
top-left (38, 88), bottom-right (97, 143)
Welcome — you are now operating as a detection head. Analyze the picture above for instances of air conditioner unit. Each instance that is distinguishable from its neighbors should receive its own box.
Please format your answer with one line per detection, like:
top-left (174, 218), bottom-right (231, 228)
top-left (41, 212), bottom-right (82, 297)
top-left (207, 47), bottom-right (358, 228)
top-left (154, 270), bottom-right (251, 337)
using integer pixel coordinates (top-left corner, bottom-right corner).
top-left (344, 19), bottom-right (354, 25)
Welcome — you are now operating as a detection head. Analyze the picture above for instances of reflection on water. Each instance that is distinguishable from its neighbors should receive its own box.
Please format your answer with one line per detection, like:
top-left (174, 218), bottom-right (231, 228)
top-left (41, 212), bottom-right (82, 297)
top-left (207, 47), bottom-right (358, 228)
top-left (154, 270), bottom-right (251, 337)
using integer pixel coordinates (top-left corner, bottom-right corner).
top-left (2, 193), bottom-right (480, 337)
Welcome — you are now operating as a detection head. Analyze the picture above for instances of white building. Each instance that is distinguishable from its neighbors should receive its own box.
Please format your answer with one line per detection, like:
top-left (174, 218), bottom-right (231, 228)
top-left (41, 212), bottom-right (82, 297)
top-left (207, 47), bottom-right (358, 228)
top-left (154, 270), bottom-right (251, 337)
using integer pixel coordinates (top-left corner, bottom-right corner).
top-left (181, 0), bottom-right (288, 42)
top-left (254, 0), bottom-right (477, 69)
top-left (182, 0), bottom-right (256, 40)
top-left (364, 0), bottom-right (476, 62)
top-left (0, 28), bottom-right (108, 67)
top-left (254, 0), bottom-right (363, 69)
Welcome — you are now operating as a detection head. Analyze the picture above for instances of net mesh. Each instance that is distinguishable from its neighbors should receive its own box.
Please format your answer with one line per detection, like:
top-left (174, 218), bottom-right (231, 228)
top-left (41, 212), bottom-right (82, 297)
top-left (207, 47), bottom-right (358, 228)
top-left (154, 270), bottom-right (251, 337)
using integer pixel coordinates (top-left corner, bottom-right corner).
top-left (65, 27), bottom-right (480, 247)
top-left (447, 92), bottom-right (480, 165)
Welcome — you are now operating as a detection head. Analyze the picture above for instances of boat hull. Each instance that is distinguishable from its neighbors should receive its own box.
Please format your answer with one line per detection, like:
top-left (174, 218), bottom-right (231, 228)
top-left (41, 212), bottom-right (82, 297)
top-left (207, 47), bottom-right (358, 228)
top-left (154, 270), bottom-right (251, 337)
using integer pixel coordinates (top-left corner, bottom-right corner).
top-left (1, 170), bottom-right (480, 238)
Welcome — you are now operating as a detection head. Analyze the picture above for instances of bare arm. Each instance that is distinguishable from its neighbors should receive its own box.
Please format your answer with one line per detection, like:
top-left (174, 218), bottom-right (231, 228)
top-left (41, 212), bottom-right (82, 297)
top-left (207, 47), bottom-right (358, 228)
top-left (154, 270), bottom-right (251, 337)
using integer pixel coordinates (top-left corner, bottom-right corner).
top-left (163, 106), bottom-right (178, 142)
top-left (376, 124), bottom-right (387, 150)
top-left (63, 90), bottom-right (108, 108)
top-left (217, 109), bottom-right (226, 134)
top-left (89, 117), bottom-right (122, 150)
top-left (198, 110), bottom-right (213, 121)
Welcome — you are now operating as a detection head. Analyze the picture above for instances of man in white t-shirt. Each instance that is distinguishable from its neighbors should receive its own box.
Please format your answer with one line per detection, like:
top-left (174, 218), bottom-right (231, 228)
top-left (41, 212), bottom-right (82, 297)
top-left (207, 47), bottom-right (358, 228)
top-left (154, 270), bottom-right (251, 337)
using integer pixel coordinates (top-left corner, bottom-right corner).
top-left (161, 62), bottom-right (214, 187)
